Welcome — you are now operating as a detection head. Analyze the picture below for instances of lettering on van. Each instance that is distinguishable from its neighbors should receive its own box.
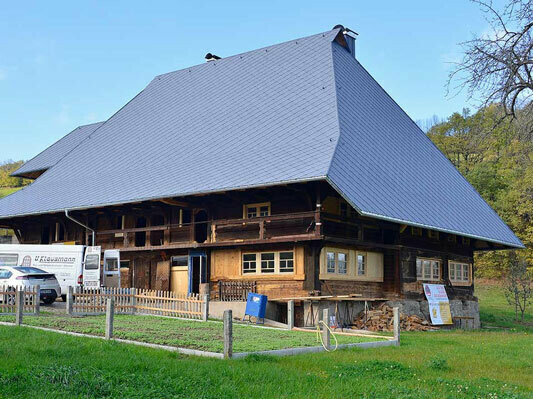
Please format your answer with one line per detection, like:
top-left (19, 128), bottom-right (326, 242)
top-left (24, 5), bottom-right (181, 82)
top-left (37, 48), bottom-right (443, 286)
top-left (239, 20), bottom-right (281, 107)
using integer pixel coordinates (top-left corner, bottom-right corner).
top-left (34, 256), bottom-right (76, 264)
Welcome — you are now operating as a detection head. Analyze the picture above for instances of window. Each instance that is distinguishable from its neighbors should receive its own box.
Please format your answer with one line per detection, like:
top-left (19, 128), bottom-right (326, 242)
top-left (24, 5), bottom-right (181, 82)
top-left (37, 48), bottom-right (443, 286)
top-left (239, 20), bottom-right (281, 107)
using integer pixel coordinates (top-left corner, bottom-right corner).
top-left (448, 234), bottom-right (457, 243)
top-left (326, 252), bottom-right (336, 273)
top-left (243, 254), bottom-right (257, 274)
top-left (0, 269), bottom-right (12, 279)
top-left (171, 256), bottom-right (188, 267)
top-left (462, 237), bottom-right (471, 245)
top-left (242, 251), bottom-right (294, 275)
top-left (338, 253), bottom-right (347, 274)
top-left (120, 260), bottom-right (130, 269)
top-left (340, 202), bottom-right (348, 218)
top-left (261, 253), bottom-right (275, 273)
top-left (0, 254), bottom-right (18, 266)
top-left (416, 258), bottom-right (440, 281)
top-left (84, 254), bottom-right (100, 270)
top-left (243, 202), bottom-right (271, 219)
top-left (357, 253), bottom-right (366, 276)
top-left (449, 262), bottom-right (471, 283)
top-left (279, 252), bottom-right (294, 273)
top-left (428, 230), bottom-right (439, 239)
top-left (411, 227), bottom-right (422, 236)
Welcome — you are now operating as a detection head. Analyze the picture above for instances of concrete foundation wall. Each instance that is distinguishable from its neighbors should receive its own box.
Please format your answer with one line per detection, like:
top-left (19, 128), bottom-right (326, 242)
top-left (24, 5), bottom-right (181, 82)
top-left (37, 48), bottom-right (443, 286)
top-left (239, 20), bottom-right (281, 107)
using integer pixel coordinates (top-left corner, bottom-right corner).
top-left (208, 301), bottom-right (281, 321)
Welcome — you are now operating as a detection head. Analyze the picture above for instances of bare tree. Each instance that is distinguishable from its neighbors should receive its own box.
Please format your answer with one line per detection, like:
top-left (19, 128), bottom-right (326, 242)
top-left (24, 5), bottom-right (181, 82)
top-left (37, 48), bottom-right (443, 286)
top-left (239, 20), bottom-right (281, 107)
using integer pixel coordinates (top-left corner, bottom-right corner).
top-left (504, 253), bottom-right (532, 322)
top-left (448, 0), bottom-right (532, 130)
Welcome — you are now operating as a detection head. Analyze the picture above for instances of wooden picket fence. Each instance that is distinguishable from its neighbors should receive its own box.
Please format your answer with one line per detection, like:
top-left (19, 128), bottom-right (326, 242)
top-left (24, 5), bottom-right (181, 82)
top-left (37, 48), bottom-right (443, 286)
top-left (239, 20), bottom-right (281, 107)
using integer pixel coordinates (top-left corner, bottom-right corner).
top-left (69, 287), bottom-right (206, 320)
top-left (0, 285), bottom-right (40, 315)
top-left (217, 281), bottom-right (257, 301)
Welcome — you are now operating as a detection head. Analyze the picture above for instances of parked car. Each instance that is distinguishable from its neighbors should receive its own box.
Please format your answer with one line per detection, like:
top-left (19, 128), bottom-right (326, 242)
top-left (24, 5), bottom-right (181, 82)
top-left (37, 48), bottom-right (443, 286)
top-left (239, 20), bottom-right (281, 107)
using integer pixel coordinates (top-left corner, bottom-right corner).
top-left (0, 266), bottom-right (61, 304)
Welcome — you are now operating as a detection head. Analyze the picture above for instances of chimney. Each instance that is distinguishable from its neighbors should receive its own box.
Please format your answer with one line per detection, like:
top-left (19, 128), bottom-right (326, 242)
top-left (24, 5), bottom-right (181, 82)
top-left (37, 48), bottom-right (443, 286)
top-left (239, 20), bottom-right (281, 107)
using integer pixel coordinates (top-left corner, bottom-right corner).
top-left (333, 25), bottom-right (358, 58)
top-left (205, 53), bottom-right (221, 62)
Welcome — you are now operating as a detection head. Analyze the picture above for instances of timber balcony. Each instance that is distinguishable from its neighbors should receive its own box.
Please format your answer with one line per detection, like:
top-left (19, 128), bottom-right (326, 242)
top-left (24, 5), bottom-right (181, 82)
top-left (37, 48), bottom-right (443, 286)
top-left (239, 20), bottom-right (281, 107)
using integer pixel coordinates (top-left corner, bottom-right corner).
top-left (96, 211), bottom-right (323, 252)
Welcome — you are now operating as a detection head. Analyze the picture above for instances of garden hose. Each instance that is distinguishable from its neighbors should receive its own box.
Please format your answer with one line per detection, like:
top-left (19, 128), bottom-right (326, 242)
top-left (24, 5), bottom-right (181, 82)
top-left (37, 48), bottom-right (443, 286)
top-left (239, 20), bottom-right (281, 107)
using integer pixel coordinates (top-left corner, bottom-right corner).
top-left (316, 320), bottom-right (339, 351)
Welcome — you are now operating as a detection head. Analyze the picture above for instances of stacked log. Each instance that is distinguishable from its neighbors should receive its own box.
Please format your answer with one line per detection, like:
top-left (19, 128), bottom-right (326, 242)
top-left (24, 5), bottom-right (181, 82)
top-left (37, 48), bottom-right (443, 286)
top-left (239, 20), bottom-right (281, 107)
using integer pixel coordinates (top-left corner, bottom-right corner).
top-left (353, 303), bottom-right (435, 332)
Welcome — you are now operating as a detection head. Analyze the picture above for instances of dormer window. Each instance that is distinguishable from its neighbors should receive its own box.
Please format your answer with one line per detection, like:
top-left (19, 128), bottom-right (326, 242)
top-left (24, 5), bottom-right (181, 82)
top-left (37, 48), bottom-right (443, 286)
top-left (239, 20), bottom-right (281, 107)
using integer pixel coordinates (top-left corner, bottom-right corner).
top-left (243, 202), bottom-right (270, 219)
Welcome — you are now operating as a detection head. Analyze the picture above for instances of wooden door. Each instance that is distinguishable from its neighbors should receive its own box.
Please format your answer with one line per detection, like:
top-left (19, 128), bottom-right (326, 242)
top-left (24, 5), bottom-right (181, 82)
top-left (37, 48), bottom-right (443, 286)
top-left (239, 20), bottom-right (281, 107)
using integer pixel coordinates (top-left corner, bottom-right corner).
top-left (155, 260), bottom-right (170, 291)
top-left (170, 266), bottom-right (188, 294)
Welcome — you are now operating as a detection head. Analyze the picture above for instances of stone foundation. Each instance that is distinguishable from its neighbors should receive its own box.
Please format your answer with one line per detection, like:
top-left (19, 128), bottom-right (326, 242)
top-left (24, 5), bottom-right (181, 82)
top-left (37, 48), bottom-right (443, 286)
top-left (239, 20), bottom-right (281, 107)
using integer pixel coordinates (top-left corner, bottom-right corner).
top-left (300, 299), bottom-right (480, 329)
top-left (386, 299), bottom-right (480, 329)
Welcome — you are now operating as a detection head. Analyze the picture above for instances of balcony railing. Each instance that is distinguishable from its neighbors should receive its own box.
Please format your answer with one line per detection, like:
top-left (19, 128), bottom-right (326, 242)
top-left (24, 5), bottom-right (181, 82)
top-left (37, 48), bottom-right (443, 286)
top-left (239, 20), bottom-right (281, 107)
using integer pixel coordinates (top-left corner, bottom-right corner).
top-left (96, 210), bottom-right (321, 250)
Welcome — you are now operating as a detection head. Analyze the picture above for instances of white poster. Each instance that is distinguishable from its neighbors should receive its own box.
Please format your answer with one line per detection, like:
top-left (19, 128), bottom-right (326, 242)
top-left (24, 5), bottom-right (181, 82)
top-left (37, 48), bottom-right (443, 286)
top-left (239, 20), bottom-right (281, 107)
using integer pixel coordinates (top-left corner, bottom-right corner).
top-left (423, 284), bottom-right (453, 325)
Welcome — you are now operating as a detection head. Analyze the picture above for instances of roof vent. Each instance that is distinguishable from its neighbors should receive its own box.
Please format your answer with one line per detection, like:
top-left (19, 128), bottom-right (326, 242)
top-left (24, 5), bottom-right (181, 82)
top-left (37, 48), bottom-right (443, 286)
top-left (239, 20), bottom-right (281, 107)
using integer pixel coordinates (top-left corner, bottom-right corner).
top-left (205, 53), bottom-right (221, 62)
top-left (333, 24), bottom-right (358, 57)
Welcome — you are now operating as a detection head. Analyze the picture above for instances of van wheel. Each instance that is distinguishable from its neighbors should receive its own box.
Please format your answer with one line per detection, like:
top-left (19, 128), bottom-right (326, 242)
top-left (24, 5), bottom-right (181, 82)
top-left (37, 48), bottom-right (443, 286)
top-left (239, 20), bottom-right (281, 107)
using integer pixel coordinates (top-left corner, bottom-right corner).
top-left (42, 298), bottom-right (55, 305)
top-left (61, 295), bottom-right (66, 302)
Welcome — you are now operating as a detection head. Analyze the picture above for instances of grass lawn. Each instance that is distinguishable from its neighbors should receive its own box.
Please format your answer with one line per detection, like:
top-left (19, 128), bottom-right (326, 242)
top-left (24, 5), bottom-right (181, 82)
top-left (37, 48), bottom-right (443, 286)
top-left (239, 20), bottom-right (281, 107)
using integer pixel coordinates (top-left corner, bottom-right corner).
top-left (0, 326), bottom-right (530, 398)
top-left (475, 281), bottom-right (533, 332)
top-left (0, 186), bottom-right (21, 198)
top-left (0, 313), bottom-right (383, 352)
top-left (0, 281), bottom-right (530, 398)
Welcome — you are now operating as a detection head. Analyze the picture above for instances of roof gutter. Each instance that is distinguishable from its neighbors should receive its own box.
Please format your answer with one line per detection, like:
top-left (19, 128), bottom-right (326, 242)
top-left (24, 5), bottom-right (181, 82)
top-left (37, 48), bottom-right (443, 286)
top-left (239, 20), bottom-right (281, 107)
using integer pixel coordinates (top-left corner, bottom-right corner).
top-left (64, 209), bottom-right (94, 246)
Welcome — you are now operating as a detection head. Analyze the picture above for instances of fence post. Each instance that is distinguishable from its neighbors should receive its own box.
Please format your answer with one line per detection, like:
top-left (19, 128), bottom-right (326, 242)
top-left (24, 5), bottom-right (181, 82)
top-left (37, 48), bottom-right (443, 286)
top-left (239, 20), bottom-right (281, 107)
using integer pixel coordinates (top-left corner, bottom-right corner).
top-left (106, 298), bottom-right (115, 340)
top-left (15, 288), bottom-right (23, 325)
top-left (223, 309), bottom-right (233, 359)
top-left (321, 308), bottom-right (330, 350)
top-left (130, 288), bottom-right (137, 314)
top-left (66, 286), bottom-right (73, 315)
top-left (393, 306), bottom-right (400, 345)
top-left (202, 294), bottom-right (209, 322)
top-left (287, 300), bottom-right (294, 330)
top-left (34, 285), bottom-right (40, 315)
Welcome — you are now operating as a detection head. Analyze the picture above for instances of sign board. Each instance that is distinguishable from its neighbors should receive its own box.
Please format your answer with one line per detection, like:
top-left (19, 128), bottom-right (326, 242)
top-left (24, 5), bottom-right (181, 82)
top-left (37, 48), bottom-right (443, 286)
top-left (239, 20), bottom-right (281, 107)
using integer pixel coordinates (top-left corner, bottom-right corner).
top-left (423, 284), bottom-right (453, 325)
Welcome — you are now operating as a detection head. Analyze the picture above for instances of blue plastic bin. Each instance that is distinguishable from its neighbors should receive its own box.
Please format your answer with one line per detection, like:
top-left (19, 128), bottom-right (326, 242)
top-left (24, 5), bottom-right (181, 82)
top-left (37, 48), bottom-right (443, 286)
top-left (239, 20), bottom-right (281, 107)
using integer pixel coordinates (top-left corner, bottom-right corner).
top-left (244, 293), bottom-right (268, 324)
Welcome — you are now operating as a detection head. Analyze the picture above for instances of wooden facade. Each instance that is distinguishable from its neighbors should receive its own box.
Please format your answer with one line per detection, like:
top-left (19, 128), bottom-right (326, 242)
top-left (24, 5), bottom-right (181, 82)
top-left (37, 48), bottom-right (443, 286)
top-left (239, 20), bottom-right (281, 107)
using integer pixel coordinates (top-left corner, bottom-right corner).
top-left (1, 180), bottom-right (483, 302)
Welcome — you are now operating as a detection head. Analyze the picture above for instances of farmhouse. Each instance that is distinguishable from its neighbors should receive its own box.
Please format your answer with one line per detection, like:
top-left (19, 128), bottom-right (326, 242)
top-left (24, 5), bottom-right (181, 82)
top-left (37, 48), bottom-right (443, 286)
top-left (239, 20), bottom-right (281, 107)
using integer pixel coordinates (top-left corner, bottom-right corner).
top-left (0, 26), bottom-right (523, 327)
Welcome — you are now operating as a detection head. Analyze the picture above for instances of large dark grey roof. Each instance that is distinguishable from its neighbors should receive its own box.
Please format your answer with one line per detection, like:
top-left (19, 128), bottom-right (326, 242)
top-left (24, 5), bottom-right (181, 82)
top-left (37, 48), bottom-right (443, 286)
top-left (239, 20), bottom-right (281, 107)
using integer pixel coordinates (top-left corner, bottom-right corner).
top-left (0, 28), bottom-right (523, 248)
top-left (12, 122), bottom-right (104, 178)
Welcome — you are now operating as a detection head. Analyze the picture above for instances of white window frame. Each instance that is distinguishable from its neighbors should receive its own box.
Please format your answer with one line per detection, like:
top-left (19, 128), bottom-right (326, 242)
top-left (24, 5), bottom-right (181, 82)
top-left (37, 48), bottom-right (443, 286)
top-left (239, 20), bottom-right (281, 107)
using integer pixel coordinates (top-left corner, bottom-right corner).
top-left (243, 202), bottom-right (271, 219)
top-left (357, 253), bottom-right (366, 276)
top-left (416, 257), bottom-right (441, 281)
top-left (448, 261), bottom-right (471, 284)
top-left (326, 250), bottom-right (348, 275)
top-left (241, 251), bottom-right (294, 275)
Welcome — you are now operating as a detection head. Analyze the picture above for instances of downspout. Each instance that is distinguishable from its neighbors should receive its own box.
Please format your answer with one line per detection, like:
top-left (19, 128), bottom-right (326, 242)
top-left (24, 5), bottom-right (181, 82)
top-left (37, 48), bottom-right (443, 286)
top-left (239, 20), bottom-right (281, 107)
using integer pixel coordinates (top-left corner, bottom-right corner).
top-left (64, 209), bottom-right (95, 246)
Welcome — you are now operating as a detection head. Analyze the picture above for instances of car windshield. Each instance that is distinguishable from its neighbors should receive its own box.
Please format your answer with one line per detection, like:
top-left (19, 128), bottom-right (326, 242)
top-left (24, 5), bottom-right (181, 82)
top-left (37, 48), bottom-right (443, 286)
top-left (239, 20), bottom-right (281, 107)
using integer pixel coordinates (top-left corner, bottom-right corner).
top-left (13, 266), bottom-right (47, 274)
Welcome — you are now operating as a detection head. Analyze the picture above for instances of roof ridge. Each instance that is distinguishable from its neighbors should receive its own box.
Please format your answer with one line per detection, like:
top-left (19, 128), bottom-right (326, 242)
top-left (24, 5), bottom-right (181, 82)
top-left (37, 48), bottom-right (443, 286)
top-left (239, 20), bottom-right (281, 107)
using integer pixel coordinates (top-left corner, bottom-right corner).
top-left (155, 28), bottom-right (341, 80)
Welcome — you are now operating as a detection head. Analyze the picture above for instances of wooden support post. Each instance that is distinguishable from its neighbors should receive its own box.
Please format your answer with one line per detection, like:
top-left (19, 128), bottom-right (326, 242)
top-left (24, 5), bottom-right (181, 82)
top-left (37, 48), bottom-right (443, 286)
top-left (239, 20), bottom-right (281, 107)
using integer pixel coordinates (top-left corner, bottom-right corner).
top-left (130, 288), bottom-right (137, 314)
top-left (66, 286), bottom-right (73, 315)
top-left (322, 308), bottom-right (330, 350)
top-left (34, 285), bottom-right (40, 315)
top-left (393, 306), bottom-right (400, 345)
top-left (15, 288), bottom-right (23, 326)
top-left (202, 294), bottom-right (209, 322)
top-left (223, 309), bottom-right (233, 359)
top-left (105, 298), bottom-right (115, 340)
top-left (287, 300), bottom-right (294, 330)
top-left (259, 220), bottom-right (265, 240)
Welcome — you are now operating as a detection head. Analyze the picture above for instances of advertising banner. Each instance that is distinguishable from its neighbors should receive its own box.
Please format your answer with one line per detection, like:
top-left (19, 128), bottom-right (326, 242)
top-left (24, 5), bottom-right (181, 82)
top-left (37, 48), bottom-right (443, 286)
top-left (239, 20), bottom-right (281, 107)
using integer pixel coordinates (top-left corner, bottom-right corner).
top-left (423, 283), bottom-right (453, 325)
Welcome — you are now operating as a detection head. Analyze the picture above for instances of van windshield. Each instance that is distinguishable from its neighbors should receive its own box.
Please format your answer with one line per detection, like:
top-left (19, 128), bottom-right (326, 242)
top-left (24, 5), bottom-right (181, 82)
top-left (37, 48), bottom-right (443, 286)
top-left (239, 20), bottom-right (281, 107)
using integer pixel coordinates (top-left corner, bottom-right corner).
top-left (85, 254), bottom-right (99, 270)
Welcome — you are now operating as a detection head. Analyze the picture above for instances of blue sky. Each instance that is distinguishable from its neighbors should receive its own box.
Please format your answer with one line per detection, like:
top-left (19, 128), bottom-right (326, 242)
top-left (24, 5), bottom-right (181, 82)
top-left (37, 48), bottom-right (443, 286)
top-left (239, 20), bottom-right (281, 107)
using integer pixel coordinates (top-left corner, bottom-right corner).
top-left (0, 0), bottom-right (502, 161)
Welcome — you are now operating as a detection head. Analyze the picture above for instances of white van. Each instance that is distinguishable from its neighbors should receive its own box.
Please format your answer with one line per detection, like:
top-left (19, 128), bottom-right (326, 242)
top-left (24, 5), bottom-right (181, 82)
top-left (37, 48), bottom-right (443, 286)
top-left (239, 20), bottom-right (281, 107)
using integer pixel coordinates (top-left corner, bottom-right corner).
top-left (0, 244), bottom-right (121, 300)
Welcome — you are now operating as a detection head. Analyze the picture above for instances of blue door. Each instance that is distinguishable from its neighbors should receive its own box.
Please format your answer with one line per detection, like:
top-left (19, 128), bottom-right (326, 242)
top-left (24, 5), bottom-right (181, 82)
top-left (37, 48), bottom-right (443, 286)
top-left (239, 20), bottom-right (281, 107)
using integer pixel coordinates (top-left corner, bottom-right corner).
top-left (188, 250), bottom-right (207, 294)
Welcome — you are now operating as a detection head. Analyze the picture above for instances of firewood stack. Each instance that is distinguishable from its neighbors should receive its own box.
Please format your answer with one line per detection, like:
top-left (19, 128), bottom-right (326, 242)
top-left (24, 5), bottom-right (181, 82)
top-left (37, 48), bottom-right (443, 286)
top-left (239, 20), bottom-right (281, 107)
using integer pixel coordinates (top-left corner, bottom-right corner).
top-left (352, 303), bottom-right (435, 331)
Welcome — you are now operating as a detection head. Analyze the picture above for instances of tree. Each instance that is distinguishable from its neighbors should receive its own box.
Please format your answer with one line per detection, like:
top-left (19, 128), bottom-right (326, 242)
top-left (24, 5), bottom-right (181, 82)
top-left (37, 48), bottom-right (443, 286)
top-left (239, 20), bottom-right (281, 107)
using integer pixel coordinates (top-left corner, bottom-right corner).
top-left (504, 253), bottom-right (532, 321)
top-left (448, 0), bottom-right (533, 134)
